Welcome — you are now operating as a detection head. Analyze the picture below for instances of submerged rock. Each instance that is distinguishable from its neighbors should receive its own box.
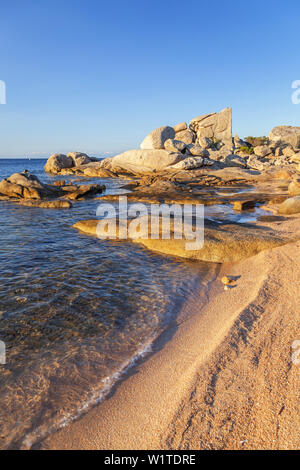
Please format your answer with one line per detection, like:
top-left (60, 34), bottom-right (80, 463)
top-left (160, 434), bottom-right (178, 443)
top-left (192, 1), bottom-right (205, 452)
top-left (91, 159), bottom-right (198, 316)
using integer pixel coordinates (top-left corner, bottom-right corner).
top-left (189, 107), bottom-right (232, 143)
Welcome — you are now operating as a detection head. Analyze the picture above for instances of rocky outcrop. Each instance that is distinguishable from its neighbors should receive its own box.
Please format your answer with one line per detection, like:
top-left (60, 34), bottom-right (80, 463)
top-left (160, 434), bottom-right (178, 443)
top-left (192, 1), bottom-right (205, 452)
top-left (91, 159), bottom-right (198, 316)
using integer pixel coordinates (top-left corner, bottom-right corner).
top-left (189, 107), bottom-right (232, 143)
top-left (140, 126), bottom-right (175, 150)
top-left (0, 171), bottom-right (105, 202)
top-left (269, 126), bottom-right (300, 149)
top-left (174, 128), bottom-right (195, 145)
top-left (45, 152), bottom-right (92, 173)
top-left (99, 149), bottom-right (184, 173)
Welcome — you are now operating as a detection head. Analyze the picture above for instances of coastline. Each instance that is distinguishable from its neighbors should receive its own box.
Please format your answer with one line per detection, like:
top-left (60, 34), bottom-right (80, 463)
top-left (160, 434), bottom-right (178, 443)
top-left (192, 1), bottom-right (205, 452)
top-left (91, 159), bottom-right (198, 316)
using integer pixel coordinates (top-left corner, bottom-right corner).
top-left (38, 214), bottom-right (300, 450)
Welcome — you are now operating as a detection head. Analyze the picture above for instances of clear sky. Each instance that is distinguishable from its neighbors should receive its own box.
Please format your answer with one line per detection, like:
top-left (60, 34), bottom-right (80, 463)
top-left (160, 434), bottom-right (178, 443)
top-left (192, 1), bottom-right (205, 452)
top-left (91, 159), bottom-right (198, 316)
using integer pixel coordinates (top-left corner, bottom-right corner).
top-left (0, 0), bottom-right (299, 157)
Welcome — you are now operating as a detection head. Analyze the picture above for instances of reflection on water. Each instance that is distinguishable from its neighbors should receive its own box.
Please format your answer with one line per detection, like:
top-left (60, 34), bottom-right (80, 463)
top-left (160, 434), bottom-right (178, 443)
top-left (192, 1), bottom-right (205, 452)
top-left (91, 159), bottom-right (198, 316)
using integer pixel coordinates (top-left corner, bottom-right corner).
top-left (0, 159), bottom-right (216, 449)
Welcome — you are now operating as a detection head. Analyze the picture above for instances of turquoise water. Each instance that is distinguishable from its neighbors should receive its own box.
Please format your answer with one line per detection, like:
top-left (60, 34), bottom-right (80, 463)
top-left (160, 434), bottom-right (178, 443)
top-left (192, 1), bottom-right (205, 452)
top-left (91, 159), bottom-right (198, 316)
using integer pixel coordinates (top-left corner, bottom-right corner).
top-left (0, 159), bottom-right (214, 449)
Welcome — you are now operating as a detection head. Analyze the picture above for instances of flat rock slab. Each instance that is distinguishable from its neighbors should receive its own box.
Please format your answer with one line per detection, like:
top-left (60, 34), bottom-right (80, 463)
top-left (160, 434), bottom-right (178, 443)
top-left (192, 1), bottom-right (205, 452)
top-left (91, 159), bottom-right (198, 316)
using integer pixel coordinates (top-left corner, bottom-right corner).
top-left (72, 218), bottom-right (294, 263)
top-left (18, 200), bottom-right (72, 209)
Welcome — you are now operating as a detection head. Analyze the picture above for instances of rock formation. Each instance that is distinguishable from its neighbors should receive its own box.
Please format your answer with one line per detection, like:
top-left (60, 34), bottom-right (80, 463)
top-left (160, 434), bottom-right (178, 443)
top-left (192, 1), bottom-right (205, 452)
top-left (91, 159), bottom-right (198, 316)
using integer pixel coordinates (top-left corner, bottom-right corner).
top-left (43, 109), bottom-right (300, 178)
top-left (189, 108), bottom-right (232, 143)
top-left (269, 126), bottom-right (300, 149)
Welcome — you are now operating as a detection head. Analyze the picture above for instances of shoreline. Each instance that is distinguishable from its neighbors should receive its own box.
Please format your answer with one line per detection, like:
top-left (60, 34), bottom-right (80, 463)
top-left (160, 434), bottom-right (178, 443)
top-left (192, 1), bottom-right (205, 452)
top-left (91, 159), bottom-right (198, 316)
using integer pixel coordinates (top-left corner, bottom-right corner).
top-left (38, 214), bottom-right (300, 450)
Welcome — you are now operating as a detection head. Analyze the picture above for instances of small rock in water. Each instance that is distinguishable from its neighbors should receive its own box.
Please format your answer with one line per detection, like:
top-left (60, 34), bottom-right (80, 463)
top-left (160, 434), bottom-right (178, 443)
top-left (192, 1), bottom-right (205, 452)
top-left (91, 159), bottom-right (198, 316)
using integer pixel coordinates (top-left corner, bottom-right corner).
top-left (16, 296), bottom-right (28, 303)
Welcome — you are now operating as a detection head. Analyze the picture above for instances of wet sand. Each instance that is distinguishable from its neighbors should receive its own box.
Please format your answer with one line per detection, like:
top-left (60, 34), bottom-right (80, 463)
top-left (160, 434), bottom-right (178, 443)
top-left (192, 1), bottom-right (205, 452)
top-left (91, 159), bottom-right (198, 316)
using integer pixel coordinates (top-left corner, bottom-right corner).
top-left (38, 214), bottom-right (300, 450)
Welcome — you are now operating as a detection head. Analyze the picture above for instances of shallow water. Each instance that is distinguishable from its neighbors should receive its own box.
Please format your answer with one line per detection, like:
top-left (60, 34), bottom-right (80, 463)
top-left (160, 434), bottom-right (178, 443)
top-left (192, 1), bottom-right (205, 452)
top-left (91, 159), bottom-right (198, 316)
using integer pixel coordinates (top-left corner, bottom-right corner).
top-left (0, 159), bottom-right (217, 449)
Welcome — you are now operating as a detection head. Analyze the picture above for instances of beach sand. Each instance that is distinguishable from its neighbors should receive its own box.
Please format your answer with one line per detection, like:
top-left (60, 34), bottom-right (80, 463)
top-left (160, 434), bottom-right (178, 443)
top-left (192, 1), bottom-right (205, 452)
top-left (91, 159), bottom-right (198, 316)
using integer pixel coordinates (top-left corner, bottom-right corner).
top-left (38, 214), bottom-right (300, 450)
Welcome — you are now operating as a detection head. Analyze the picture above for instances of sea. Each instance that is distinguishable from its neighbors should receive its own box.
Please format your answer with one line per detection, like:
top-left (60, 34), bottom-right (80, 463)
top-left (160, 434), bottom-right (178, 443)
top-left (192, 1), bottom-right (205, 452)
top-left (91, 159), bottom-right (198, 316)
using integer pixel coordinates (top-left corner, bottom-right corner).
top-left (0, 158), bottom-right (216, 449)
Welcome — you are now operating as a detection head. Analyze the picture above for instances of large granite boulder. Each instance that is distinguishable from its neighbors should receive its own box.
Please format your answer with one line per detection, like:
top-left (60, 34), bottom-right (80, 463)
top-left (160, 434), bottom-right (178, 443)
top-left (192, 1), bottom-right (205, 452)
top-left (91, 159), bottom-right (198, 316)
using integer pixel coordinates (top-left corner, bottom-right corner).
top-left (279, 196), bottom-right (300, 215)
top-left (164, 139), bottom-right (186, 153)
top-left (80, 163), bottom-right (115, 177)
top-left (0, 171), bottom-right (57, 199)
top-left (175, 128), bottom-right (195, 145)
top-left (269, 126), bottom-right (300, 149)
top-left (167, 156), bottom-right (204, 170)
top-left (67, 152), bottom-right (91, 166)
top-left (189, 107), bottom-right (232, 143)
top-left (224, 154), bottom-right (247, 168)
top-left (99, 149), bottom-right (184, 174)
top-left (140, 126), bottom-right (175, 149)
top-left (45, 153), bottom-right (74, 174)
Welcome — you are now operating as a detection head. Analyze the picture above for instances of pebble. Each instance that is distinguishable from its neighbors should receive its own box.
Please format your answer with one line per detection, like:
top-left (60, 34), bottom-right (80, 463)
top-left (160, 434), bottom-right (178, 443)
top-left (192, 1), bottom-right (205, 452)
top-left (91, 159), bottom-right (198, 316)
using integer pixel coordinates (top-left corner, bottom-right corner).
top-left (221, 276), bottom-right (235, 285)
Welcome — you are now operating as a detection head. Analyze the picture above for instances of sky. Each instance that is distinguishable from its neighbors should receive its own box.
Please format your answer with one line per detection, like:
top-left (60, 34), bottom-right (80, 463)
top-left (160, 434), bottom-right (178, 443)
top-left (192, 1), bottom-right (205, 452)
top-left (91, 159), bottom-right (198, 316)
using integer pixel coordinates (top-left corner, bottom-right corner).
top-left (0, 0), bottom-right (299, 158)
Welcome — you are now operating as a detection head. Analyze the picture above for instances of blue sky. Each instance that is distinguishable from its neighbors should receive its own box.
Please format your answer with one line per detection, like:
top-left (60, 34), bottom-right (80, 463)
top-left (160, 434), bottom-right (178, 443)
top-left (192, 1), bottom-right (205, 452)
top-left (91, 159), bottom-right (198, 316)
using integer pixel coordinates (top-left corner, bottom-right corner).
top-left (0, 0), bottom-right (299, 157)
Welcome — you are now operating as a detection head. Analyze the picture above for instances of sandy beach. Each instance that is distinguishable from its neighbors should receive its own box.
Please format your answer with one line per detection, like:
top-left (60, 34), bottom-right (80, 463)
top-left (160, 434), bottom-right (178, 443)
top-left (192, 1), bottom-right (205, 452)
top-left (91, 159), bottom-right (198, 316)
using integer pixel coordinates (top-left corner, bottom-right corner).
top-left (38, 213), bottom-right (300, 450)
